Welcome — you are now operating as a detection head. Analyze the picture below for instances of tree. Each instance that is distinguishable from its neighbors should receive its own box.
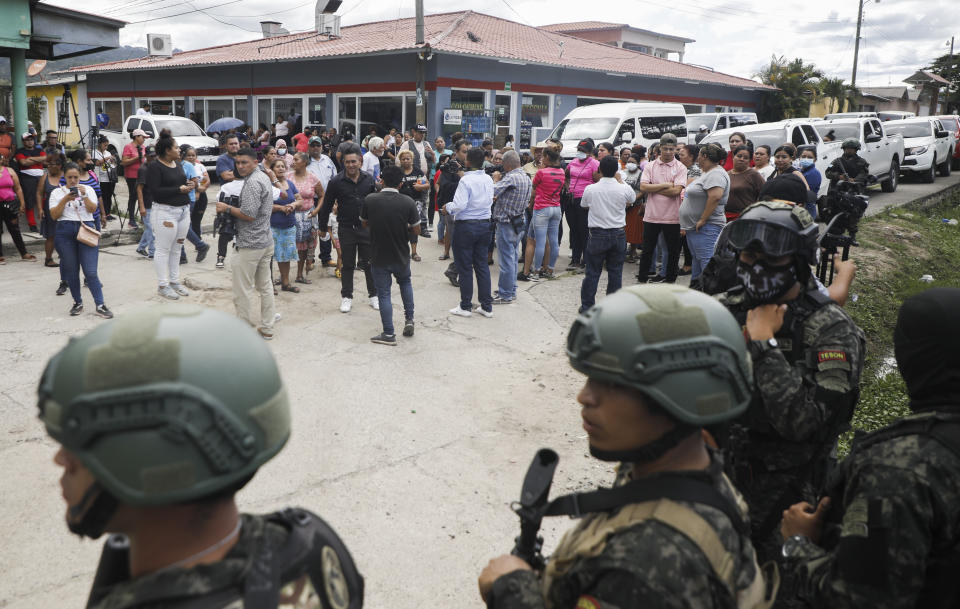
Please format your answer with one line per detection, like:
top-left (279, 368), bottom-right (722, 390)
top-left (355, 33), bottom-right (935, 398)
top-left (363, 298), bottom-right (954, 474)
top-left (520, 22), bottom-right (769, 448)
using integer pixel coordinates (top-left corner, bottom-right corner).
top-left (925, 53), bottom-right (960, 114)
top-left (755, 55), bottom-right (825, 121)
top-left (819, 77), bottom-right (847, 114)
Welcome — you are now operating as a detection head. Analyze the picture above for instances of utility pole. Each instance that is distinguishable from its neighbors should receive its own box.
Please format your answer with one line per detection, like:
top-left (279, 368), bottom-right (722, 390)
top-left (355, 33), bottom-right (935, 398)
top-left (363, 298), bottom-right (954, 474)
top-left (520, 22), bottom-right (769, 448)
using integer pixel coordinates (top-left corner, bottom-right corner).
top-left (851, 0), bottom-right (865, 89)
top-left (415, 0), bottom-right (426, 126)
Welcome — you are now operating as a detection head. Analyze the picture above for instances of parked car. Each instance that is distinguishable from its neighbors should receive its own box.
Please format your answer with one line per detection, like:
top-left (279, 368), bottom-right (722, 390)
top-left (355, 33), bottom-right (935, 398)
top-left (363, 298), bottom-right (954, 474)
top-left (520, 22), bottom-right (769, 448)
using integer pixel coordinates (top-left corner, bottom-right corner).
top-left (101, 114), bottom-right (220, 170)
top-left (878, 110), bottom-right (916, 122)
top-left (883, 117), bottom-right (953, 183)
top-left (685, 112), bottom-right (758, 143)
top-left (700, 119), bottom-right (841, 197)
top-left (934, 114), bottom-right (960, 170)
top-left (823, 111), bottom-right (878, 121)
top-left (813, 117), bottom-right (903, 192)
top-left (549, 102), bottom-right (687, 159)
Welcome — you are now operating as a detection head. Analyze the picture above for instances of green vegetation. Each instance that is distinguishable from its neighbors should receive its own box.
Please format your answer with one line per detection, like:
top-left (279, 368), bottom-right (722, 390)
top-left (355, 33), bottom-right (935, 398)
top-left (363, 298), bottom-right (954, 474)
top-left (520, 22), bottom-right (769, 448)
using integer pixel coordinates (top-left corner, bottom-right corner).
top-left (838, 191), bottom-right (960, 450)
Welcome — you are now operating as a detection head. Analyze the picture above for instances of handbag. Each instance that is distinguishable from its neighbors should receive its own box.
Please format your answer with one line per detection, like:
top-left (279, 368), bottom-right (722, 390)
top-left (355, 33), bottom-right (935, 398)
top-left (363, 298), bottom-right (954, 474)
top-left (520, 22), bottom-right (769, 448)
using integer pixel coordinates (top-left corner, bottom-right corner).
top-left (77, 223), bottom-right (101, 247)
top-left (1, 199), bottom-right (19, 216)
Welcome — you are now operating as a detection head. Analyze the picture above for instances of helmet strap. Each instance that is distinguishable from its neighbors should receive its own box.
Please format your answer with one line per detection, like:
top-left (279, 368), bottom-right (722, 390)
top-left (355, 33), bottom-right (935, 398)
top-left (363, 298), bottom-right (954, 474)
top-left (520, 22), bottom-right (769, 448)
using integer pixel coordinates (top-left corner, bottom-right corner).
top-left (67, 481), bottom-right (119, 539)
top-left (589, 423), bottom-right (698, 463)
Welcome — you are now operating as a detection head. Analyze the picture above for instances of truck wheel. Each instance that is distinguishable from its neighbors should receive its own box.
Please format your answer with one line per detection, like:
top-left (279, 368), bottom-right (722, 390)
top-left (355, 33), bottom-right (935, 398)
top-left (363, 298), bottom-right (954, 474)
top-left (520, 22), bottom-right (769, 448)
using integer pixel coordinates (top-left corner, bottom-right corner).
top-left (939, 155), bottom-right (952, 177)
top-left (881, 160), bottom-right (898, 193)
top-left (922, 157), bottom-right (936, 183)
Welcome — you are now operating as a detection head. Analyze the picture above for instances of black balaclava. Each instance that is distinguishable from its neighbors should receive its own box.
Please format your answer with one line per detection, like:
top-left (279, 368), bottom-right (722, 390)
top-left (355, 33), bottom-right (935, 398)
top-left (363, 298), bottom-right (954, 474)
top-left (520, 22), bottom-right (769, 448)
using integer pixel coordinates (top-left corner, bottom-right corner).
top-left (894, 288), bottom-right (960, 412)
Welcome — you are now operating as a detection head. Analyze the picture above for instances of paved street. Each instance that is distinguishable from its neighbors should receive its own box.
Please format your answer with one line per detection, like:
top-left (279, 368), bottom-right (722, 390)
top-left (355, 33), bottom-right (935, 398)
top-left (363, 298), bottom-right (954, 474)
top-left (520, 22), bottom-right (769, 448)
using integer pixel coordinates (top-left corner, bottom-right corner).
top-left (0, 173), bottom-right (957, 609)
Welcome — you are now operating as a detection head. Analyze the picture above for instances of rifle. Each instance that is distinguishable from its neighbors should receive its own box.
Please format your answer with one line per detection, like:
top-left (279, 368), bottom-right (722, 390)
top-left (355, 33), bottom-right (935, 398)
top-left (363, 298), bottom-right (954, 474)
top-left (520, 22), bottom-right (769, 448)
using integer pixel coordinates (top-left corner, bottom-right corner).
top-left (510, 448), bottom-right (559, 571)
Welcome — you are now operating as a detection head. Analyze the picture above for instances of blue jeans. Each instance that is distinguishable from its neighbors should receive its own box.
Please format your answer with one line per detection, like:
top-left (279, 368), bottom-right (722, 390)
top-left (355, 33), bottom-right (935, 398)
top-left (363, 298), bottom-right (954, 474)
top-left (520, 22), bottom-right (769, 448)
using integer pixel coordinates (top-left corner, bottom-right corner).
top-left (581, 228), bottom-right (626, 311)
top-left (55, 220), bottom-right (104, 305)
top-left (452, 219), bottom-right (493, 312)
top-left (686, 222), bottom-right (723, 280)
top-left (532, 206), bottom-right (562, 271)
top-left (138, 208), bottom-right (155, 255)
top-left (437, 213), bottom-right (447, 241)
top-left (495, 220), bottom-right (521, 299)
top-left (372, 261), bottom-right (414, 336)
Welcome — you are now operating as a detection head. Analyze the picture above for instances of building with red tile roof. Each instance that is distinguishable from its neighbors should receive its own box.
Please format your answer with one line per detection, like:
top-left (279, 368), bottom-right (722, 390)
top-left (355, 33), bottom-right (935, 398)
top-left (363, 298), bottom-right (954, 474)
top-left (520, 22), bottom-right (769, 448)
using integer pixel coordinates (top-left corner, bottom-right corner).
top-left (59, 10), bottom-right (771, 150)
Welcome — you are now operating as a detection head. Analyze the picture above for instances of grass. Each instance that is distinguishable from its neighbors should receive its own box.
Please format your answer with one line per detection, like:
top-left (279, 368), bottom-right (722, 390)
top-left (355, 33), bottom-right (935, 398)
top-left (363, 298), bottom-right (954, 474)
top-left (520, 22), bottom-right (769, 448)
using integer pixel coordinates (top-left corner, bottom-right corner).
top-left (837, 191), bottom-right (960, 452)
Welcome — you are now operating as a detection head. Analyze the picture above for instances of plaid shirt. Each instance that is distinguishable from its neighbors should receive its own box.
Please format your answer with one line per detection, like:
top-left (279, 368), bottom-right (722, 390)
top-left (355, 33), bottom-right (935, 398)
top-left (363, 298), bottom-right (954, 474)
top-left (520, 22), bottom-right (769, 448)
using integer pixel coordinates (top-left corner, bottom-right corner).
top-left (492, 168), bottom-right (533, 222)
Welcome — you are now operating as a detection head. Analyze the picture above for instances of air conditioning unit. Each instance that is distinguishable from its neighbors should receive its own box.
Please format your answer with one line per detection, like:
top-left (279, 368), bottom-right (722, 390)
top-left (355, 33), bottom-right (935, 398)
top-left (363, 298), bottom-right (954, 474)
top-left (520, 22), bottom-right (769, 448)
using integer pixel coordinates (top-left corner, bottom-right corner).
top-left (147, 34), bottom-right (173, 57)
top-left (315, 13), bottom-right (341, 36)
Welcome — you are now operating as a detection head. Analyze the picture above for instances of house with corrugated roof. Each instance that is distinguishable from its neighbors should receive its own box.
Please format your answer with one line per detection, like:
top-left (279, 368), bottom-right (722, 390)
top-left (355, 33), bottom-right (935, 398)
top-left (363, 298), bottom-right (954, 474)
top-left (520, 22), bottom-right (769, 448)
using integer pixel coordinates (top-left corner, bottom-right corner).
top-left (57, 10), bottom-right (771, 150)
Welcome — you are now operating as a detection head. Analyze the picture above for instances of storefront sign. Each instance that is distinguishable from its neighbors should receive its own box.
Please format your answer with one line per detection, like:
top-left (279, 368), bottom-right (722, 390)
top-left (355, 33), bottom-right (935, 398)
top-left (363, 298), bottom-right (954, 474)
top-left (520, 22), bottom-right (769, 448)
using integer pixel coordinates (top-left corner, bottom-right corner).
top-left (443, 109), bottom-right (463, 125)
top-left (504, 82), bottom-right (511, 91)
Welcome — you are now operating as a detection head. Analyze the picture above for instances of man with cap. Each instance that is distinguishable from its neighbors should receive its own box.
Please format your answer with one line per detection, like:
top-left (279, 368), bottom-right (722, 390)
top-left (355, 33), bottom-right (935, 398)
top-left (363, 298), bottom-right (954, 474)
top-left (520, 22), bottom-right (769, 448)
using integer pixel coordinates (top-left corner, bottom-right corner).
top-left (695, 124), bottom-right (710, 143)
top-left (782, 287), bottom-right (960, 608)
top-left (39, 304), bottom-right (364, 609)
top-left (637, 133), bottom-right (687, 283)
top-left (825, 139), bottom-right (870, 189)
top-left (401, 124), bottom-right (435, 236)
top-left (14, 130), bottom-right (46, 231)
top-left (717, 200), bottom-right (865, 571)
top-left (0, 116), bottom-right (13, 162)
top-left (479, 285), bottom-right (775, 609)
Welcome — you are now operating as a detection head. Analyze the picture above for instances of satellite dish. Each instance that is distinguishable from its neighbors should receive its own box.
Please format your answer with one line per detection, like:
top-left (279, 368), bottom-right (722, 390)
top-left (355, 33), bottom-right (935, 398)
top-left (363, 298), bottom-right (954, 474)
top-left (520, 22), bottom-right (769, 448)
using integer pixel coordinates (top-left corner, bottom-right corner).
top-left (27, 60), bottom-right (47, 77)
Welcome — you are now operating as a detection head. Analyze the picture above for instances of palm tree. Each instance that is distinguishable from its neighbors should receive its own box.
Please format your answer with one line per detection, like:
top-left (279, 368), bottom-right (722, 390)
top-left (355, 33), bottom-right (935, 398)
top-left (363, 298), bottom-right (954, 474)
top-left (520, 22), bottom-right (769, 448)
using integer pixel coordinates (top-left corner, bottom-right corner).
top-left (819, 77), bottom-right (847, 114)
top-left (755, 55), bottom-right (825, 120)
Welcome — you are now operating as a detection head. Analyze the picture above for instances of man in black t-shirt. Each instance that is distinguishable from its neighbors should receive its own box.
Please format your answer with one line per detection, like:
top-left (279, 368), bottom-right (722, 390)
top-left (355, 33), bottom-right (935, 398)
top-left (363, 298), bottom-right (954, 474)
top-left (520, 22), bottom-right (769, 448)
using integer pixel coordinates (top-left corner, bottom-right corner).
top-left (360, 165), bottom-right (421, 346)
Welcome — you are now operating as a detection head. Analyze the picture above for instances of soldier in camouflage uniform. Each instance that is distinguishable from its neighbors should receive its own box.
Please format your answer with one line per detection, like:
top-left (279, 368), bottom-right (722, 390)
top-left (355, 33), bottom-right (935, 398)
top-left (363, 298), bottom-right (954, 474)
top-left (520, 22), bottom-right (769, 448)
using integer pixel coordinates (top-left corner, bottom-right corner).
top-left (479, 285), bottom-right (777, 609)
top-left (717, 201), bottom-right (865, 568)
top-left (782, 287), bottom-right (960, 608)
top-left (824, 139), bottom-right (870, 189)
top-left (39, 305), bottom-right (363, 609)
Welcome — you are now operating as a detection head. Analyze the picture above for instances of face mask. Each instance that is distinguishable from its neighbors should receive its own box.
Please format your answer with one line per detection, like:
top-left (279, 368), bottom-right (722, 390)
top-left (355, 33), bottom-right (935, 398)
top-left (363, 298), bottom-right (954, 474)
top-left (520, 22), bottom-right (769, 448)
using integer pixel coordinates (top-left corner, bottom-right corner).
top-left (626, 162), bottom-right (638, 172)
top-left (576, 152), bottom-right (587, 160)
top-left (735, 257), bottom-right (798, 303)
top-left (799, 158), bottom-right (814, 169)
top-left (276, 148), bottom-right (287, 155)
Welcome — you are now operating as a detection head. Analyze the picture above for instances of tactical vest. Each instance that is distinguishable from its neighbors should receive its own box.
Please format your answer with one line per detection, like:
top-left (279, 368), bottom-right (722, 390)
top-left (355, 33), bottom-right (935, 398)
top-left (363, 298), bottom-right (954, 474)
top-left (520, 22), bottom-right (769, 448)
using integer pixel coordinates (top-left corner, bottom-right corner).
top-left (824, 411), bottom-right (960, 609)
top-left (540, 472), bottom-right (777, 609)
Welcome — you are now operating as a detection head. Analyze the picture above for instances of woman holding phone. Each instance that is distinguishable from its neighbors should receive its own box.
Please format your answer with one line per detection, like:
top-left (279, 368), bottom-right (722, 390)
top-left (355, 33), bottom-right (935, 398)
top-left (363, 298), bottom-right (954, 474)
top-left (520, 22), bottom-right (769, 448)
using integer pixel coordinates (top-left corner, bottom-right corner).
top-left (48, 162), bottom-right (112, 318)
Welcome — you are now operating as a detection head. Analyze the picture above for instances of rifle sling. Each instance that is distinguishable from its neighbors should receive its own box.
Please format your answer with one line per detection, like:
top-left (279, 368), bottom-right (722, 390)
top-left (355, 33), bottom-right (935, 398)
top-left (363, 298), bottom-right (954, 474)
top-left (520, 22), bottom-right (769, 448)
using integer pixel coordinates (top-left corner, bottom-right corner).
top-left (542, 474), bottom-right (748, 536)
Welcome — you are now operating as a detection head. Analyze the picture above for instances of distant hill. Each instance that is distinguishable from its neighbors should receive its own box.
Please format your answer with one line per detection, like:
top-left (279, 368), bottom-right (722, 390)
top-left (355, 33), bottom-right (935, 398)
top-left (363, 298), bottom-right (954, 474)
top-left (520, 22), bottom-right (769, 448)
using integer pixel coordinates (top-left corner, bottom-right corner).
top-left (0, 45), bottom-right (182, 82)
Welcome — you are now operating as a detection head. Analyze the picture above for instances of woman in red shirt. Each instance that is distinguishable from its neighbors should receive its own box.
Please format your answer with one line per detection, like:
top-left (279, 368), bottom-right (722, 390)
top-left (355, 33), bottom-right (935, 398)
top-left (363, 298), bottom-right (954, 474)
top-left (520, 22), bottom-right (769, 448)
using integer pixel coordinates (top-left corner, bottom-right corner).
top-left (522, 147), bottom-right (565, 280)
top-left (121, 129), bottom-right (147, 228)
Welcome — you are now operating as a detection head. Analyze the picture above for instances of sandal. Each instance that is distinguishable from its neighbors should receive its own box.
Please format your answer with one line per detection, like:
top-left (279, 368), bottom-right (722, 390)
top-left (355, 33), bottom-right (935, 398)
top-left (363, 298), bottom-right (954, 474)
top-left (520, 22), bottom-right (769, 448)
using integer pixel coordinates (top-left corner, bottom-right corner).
top-left (438, 254), bottom-right (450, 260)
top-left (0, 257), bottom-right (6, 265)
top-left (295, 277), bottom-right (312, 284)
top-left (22, 254), bottom-right (37, 261)
top-left (45, 258), bottom-right (59, 267)
top-left (412, 254), bottom-right (422, 262)
top-left (281, 284), bottom-right (300, 293)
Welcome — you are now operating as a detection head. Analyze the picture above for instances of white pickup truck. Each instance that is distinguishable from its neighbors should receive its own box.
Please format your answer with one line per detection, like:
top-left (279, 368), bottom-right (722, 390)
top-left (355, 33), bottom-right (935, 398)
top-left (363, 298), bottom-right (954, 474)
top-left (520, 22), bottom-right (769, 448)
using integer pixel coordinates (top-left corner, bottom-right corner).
top-left (813, 117), bottom-right (904, 192)
top-left (883, 117), bottom-right (953, 183)
top-left (101, 114), bottom-right (221, 170)
top-left (700, 119), bottom-right (841, 197)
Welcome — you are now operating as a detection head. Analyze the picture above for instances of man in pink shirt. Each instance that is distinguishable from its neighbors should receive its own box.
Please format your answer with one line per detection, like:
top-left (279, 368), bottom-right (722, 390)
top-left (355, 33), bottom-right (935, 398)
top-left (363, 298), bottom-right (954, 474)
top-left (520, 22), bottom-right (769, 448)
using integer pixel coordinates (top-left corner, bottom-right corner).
top-left (637, 133), bottom-right (687, 283)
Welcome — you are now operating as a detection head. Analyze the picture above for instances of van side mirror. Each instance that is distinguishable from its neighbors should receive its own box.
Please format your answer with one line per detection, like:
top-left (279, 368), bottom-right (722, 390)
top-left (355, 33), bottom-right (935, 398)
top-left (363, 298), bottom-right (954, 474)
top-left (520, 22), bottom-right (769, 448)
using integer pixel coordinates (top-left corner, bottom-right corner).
top-left (620, 132), bottom-right (633, 143)
top-left (865, 133), bottom-right (881, 143)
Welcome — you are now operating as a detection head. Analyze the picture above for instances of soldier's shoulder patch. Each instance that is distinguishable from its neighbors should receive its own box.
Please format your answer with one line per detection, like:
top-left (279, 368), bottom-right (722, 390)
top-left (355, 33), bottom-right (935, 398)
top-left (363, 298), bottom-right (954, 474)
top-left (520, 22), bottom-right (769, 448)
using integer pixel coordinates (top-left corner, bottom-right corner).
top-left (576, 595), bottom-right (601, 609)
top-left (817, 350), bottom-right (847, 363)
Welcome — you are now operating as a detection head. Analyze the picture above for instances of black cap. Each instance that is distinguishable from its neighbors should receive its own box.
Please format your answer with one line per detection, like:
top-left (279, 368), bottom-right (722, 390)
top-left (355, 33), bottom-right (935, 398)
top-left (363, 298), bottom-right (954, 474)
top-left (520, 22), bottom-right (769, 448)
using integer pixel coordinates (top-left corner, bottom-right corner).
top-left (415, 123), bottom-right (427, 132)
top-left (577, 138), bottom-right (595, 153)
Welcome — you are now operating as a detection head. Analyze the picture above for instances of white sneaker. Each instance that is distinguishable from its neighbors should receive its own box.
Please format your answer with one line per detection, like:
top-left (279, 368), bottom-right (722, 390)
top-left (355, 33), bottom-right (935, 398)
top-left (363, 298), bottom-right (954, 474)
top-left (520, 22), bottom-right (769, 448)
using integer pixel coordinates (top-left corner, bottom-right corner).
top-left (170, 283), bottom-right (189, 297)
top-left (369, 296), bottom-right (380, 310)
top-left (340, 298), bottom-right (352, 313)
top-left (158, 285), bottom-right (180, 300)
top-left (474, 307), bottom-right (494, 318)
top-left (449, 306), bottom-right (472, 317)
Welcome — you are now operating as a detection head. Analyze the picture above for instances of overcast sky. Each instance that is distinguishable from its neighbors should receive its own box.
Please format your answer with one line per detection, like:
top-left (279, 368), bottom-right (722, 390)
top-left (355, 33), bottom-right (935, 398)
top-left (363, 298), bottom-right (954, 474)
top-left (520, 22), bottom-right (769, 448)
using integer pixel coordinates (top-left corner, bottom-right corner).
top-left (52, 0), bottom-right (956, 87)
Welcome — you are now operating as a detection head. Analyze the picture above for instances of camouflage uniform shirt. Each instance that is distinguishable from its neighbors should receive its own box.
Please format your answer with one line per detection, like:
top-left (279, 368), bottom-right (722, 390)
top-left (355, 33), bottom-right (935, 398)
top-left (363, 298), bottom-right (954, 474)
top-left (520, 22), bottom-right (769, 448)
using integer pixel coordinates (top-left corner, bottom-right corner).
top-left (487, 454), bottom-right (765, 609)
top-left (791, 411), bottom-right (960, 608)
top-left (87, 510), bottom-right (340, 609)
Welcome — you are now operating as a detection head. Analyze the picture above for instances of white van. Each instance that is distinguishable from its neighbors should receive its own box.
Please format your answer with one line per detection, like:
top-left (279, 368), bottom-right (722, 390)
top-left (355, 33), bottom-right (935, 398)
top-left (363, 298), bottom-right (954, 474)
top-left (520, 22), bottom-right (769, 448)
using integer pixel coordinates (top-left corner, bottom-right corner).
top-left (685, 112), bottom-right (758, 143)
top-left (549, 103), bottom-right (687, 159)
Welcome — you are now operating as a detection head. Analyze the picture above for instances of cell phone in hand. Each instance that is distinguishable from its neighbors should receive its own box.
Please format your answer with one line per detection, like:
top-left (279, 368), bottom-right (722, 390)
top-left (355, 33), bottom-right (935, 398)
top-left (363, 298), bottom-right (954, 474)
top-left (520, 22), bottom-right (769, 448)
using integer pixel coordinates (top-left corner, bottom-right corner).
top-left (70, 186), bottom-right (79, 196)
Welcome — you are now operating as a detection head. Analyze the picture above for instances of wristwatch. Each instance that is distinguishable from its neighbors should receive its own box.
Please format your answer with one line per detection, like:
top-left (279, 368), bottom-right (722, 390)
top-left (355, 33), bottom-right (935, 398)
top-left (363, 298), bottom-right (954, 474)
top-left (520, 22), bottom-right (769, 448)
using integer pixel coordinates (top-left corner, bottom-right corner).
top-left (782, 534), bottom-right (812, 559)
top-left (748, 337), bottom-right (779, 359)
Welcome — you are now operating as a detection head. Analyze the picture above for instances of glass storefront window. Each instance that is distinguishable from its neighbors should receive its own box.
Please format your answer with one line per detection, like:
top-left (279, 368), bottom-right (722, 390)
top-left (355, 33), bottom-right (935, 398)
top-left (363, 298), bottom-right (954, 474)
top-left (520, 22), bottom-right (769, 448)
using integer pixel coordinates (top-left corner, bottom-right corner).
top-left (94, 100), bottom-right (129, 131)
top-left (495, 94), bottom-right (512, 146)
top-left (205, 99), bottom-right (233, 126)
top-left (308, 97), bottom-right (326, 127)
top-left (338, 96), bottom-right (357, 136)
top-left (234, 98), bottom-right (248, 125)
top-left (450, 90), bottom-right (485, 110)
top-left (405, 95), bottom-right (417, 133)
top-left (258, 99), bottom-right (272, 131)
top-left (520, 94), bottom-right (550, 150)
top-left (359, 96), bottom-right (402, 139)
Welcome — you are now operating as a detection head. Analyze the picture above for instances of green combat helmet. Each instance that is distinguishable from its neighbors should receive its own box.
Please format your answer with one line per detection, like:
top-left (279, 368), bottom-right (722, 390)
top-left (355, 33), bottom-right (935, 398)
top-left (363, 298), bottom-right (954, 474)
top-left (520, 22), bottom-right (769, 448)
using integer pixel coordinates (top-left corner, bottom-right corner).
top-left (38, 305), bottom-right (290, 537)
top-left (726, 200), bottom-right (818, 265)
top-left (567, 285), bottom-right (753, 461)
top-left (841, 138), bottom-right (861, 150)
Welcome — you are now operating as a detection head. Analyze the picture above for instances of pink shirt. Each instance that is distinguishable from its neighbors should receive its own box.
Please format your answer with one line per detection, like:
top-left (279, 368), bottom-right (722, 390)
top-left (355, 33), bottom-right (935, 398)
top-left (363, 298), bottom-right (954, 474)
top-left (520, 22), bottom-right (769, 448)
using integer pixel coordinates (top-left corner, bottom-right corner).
top-left (640, 158), bottom-right (687, 224)
top-left (122, 143), bottom-right (143, 179)
top-left (290, 171), bottom-right (320, 211)
top-left (532, 167), bottom-right (564, 209)
top-left (0, 167), bottom-right (15, 201)
top-left (566, 157), bottom-right (599, 198)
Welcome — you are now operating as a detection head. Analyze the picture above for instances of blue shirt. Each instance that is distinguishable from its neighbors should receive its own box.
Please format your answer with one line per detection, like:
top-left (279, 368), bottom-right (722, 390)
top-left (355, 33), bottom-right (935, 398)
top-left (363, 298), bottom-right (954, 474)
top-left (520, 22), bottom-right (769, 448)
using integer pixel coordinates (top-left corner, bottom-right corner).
top-left (216, 153), bottom-right (236, 181)
top-left (271, 182), bottom-right (298, 229)
top-left (181, 160), bottom-right (198, 203)
top-left (801, 164), bottom-right (822, 194)
top-left (445, 170), bottom-right (493, 220)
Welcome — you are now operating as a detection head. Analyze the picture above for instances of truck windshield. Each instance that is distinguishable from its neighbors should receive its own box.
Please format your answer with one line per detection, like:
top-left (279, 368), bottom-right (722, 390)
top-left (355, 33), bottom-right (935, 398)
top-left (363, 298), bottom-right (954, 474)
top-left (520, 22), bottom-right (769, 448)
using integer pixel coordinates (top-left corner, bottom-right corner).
top-left (154, 119), bottom-right (206, 138)
top-left (551, 117), bottom-right (619, 142)
top-left (884, 123), bottom-right (932, 139)
top-left (815, 123), bottom-right (859, 142)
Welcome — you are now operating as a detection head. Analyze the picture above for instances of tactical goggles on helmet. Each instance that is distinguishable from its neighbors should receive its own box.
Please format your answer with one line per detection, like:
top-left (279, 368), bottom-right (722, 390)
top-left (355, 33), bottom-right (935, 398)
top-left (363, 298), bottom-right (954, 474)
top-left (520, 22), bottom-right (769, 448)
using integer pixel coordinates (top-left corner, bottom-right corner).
top-left (725, 218), bottom-right (805, 258)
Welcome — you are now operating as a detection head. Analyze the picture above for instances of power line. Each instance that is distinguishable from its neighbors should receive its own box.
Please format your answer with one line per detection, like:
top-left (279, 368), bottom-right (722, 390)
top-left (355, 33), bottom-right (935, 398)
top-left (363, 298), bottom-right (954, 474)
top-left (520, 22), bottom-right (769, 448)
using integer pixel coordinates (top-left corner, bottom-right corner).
top-left (184, 0), bottom-right (262, 32)
top-left (125, 0), bottom-right (244, 24)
